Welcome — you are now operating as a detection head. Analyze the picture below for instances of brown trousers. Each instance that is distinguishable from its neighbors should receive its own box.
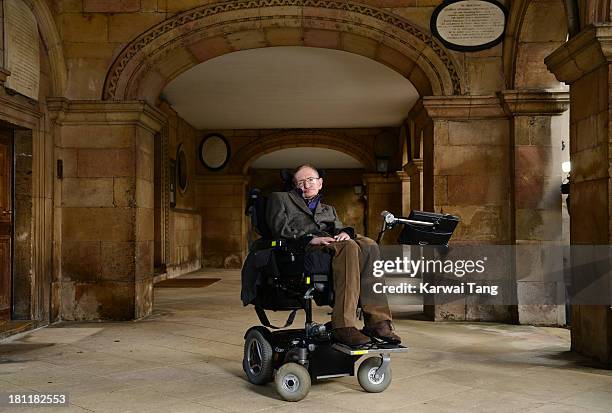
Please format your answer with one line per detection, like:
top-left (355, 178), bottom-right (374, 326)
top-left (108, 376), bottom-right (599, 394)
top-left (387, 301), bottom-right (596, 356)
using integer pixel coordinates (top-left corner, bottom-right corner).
top-left (311, 235), bottom-right (392, 329)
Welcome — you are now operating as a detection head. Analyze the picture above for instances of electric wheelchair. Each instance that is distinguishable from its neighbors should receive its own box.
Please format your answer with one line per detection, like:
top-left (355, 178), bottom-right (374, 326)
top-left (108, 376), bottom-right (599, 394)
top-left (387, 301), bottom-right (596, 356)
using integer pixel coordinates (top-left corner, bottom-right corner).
top-left (241, 174), bottom-right (459, 401)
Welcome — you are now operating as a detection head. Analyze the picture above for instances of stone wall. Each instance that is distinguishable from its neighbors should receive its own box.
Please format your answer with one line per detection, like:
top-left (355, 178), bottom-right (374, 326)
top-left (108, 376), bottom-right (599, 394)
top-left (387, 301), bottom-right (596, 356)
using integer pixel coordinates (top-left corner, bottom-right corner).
top-left (169, 211), bottom-right (202, 276)
top-left (363, 174), bottom-right (403, 243)
top-left (196, 176), bottom-right (246, 268)
top-left (160, 104), bottom-right (202, 277)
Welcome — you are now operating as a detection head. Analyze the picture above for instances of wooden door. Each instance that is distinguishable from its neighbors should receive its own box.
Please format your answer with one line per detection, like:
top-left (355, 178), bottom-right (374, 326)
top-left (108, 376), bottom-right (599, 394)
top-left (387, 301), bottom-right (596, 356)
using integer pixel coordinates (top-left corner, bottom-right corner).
top-left (0, 128), bottom-right (12, 321)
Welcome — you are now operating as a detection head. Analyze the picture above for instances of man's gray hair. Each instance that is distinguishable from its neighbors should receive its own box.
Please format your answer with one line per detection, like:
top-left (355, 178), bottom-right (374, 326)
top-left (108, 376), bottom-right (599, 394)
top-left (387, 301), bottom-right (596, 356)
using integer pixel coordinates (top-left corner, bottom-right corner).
top-left (292, 164), bottom-right (319, 183)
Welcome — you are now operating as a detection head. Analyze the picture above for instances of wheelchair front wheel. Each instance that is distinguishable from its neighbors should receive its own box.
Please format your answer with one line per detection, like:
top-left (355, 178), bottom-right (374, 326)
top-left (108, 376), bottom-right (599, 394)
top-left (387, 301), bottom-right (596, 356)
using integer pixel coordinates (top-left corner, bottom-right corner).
top-left (275, 362), bottom-right (311, 402)
top-left (357, 357), bottom-right (392, 393)
top-left (243, 329), bottom-right (274, 385)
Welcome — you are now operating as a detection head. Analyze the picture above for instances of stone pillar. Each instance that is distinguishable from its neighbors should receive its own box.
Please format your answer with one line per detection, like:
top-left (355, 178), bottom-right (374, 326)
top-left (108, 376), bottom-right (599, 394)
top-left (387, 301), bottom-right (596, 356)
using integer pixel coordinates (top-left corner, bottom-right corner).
top-left (48, 99), bottom-right (166, 321)
top-left (501, 90), bottom-right (569, 326)
top-left (423, 96), bottom-right (513, 321)
top-left (546, 25), bottom-right (612, 366)
top-left (398, 171), bottom-right (411, 217)
top-left (195, 175), bottom-right (248, 268)
top-left (404, 159), bottom-right (423, 212)
top-left (362, 173), bottom-right (402, 243)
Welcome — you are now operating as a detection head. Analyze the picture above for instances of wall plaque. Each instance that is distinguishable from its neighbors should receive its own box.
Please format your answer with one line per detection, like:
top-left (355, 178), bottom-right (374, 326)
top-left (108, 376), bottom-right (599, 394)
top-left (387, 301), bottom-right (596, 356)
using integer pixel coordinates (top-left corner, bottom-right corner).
top-left (431, 0), bottom-right (507, 52)
top-left (3, 0), bottom-right (40, 100)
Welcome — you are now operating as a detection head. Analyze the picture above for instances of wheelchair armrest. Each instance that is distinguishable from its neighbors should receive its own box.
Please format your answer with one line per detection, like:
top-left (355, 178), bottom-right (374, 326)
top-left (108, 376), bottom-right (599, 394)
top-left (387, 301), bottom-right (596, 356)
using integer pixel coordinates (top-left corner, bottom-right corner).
top-left (264, 237), bottom-right (311, 252)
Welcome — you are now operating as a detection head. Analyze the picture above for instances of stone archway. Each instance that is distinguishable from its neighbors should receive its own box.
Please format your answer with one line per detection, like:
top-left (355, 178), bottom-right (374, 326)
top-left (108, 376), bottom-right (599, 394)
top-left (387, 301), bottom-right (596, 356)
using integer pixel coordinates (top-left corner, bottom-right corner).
top-left (22, 0), bottom-right (67, 96)
top-left (102, 0), bottom-right (464, 104)
top-left (234, 130), bottom-right (376, 174)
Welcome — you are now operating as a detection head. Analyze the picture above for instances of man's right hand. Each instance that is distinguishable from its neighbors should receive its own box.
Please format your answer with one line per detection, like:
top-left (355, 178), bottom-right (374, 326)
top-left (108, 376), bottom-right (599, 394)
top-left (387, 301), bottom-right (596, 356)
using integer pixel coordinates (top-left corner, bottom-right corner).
top-left (309, 236), bottom-right (336, 246)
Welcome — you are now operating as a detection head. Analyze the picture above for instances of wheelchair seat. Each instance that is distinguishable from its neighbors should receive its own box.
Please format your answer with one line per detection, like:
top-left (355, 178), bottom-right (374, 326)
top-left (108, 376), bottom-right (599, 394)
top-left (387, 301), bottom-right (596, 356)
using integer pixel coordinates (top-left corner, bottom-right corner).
top-left (241, 185), bottom-right (334, 328)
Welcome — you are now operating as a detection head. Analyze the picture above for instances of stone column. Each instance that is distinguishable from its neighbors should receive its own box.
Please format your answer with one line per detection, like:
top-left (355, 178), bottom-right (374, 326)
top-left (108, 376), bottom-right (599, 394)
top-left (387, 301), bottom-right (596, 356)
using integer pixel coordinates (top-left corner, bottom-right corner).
top-left (501, 90), bottom-right (569, 326)
top-left (423, 96), bottom-right (513, 321)
top-left (546, 25), bottom-right (612, 366)
top-left (397, 171), bottom-right (411, 217)
top-left (48, 99), bottom-right (166, 321)
top-left (404, 159), bottom-right (423, 212)
top-left (362, 173), bottom-right (402, 243)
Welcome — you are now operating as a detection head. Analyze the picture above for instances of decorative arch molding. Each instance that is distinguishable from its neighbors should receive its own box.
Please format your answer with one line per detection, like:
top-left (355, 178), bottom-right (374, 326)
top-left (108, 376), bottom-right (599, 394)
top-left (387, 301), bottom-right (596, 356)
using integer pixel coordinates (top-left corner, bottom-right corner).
top-left (23, 0), bottom-right (67, 96)
top-left (234, 131), bottom-right (376, 174)
top-left (102, 0), bottom-right (464, 102)
top-left (503, 0), bottom-right (530, 89)
top-left (503, 0), bottom-right (568, 89)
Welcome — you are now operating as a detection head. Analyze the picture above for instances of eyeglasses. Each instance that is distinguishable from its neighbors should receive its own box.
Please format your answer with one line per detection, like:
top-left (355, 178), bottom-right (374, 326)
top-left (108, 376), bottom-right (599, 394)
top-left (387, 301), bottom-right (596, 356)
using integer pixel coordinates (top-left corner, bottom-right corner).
top-left (295, 176), bottom-right (320, 189)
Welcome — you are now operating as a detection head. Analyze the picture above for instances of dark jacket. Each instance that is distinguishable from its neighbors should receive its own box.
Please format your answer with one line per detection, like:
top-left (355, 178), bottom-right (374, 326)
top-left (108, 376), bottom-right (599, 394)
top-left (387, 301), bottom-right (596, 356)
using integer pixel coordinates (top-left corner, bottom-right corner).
top-left (265, 190), bottom-right (355, 241)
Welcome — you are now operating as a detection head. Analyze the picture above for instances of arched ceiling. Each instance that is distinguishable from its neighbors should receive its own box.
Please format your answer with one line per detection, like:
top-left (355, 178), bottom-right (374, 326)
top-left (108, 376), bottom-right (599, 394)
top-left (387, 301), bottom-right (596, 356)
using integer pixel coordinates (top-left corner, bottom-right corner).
top-left (250, 148), bottom-right (363, 169)
top-left (161, 46), bottom-right (419, 129)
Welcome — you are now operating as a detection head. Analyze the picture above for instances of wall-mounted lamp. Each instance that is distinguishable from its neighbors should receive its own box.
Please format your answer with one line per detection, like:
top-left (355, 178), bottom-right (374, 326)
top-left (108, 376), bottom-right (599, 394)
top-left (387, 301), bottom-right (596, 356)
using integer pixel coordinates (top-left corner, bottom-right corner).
top-left (562, 161), bottom-right (571, 173)
top-left (374, 128), bottom-right (397, 176)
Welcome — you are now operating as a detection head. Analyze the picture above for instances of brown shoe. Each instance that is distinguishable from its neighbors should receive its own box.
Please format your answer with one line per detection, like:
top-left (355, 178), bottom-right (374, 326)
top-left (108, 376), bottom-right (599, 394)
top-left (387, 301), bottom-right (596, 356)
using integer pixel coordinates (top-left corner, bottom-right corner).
top-left (332, 327), bottom-right (371, 347)
top-left (363, 320), bottom-right (401, 344)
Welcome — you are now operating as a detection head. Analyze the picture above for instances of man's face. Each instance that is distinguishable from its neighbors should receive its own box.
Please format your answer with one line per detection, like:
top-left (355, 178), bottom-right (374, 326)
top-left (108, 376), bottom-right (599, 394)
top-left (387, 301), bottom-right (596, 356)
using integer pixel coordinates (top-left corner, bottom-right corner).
top-left (294, 166), bottom-right (323, 199)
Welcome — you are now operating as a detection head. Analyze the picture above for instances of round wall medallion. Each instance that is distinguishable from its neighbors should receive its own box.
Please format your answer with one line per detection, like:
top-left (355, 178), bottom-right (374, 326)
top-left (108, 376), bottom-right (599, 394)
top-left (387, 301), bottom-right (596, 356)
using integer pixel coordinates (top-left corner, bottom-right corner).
top-left (431, 0), bottom-right (507, 52)
top-left (176, 143), bottom-right (188, 193)
top-left (199, 134), bottom-right (230, 171)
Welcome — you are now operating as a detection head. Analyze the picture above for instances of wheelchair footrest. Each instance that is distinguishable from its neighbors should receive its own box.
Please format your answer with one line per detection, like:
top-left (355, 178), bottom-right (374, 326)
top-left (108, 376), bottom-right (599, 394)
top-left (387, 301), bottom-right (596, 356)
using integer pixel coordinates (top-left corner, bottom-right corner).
top-left (331, 343), bottom-right (409, 356)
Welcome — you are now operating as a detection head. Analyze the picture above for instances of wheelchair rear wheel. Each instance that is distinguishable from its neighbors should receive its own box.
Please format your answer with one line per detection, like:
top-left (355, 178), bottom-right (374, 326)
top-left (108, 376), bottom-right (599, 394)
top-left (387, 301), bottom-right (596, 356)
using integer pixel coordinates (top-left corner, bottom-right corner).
top-left (243, 329), bottom-right (274, 385)
top-left (275, 362), bottom-right (311, 402)
top-left (357, 357), bottom-right (392, 393)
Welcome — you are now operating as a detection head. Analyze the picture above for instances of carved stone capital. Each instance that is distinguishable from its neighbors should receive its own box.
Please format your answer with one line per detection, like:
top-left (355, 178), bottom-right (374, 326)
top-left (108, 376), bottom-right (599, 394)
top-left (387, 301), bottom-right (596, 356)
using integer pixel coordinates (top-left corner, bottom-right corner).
top-left (545, 23), bottom-right (612, 84)
top-left (422, 95), bottom-right (506, 120)
top-left (404, 159), bottom-right (423, 176)
top-left (396, 171), bottom-right (410, 182)
top-left (46, 98), bottom-right (167, 134)
top-left (500, 89), bottom-right (569, 116)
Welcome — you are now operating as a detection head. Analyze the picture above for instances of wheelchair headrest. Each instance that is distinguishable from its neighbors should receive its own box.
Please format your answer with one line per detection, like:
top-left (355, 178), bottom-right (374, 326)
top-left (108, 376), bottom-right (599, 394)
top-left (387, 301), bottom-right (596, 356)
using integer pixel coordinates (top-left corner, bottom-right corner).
top-left (245, 188), bottom-right (272, 239)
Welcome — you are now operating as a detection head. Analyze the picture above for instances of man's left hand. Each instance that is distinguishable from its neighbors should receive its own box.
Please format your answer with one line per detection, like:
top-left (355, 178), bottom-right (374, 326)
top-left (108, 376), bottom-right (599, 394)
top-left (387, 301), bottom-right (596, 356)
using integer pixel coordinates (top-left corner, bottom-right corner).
top-left (333, 232), bottom-right (351, 241)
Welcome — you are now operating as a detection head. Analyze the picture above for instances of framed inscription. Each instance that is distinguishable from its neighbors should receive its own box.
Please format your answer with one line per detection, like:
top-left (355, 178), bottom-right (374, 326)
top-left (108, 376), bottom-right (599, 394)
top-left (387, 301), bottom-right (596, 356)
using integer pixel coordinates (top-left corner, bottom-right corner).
top-left (199, 134), bottom-right (230, 171)
top-left (431, 0), bottom-right (507, 52)
top-left (3, 0), bottom-right (40, 100)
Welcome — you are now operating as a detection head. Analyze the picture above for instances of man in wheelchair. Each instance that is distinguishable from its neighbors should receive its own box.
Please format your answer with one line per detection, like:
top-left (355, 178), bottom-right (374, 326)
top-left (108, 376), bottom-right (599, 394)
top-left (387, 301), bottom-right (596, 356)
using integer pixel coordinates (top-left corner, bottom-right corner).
top-left (265, 164), bottom-right (401, 347)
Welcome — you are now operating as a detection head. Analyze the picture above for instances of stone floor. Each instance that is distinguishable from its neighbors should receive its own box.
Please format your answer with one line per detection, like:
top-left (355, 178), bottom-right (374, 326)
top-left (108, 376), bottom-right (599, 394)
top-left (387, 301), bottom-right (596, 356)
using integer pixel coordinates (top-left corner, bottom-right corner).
top-left (1, 269), bottom-right (612, 413)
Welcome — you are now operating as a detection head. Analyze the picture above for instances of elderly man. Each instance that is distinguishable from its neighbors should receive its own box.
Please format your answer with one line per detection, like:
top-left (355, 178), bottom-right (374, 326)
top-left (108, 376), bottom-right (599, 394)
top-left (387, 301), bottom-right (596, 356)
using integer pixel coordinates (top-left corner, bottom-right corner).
top-left (266, 164), bottom-right (400, 347)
